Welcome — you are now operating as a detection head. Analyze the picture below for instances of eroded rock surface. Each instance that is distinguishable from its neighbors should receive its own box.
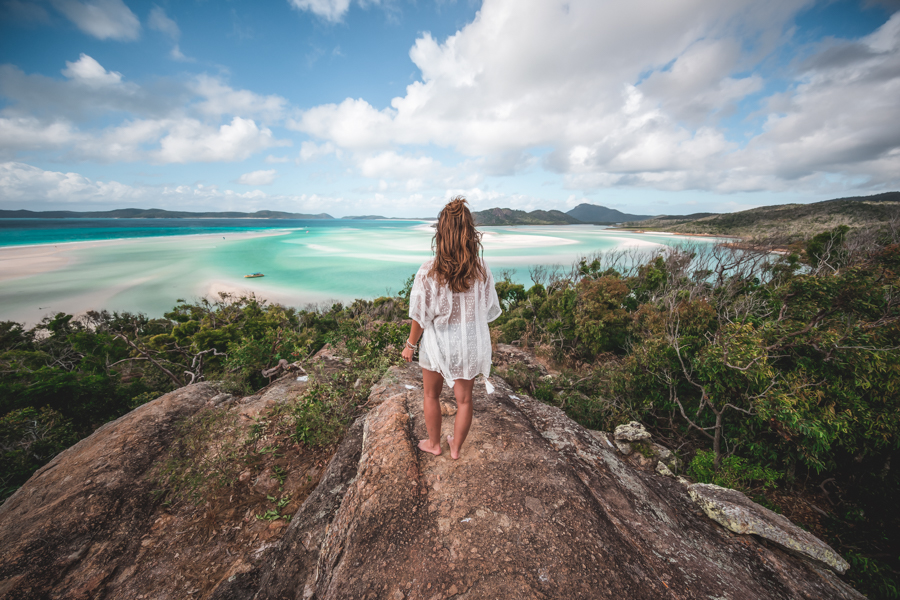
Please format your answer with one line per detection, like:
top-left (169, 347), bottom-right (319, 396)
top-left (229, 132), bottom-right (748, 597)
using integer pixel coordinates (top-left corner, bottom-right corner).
top-left (0, 382), bottom-right (220, 598)
top-left (0, 361), bottom-right (863, 600)
top-left (0, 355), bottom-right (339, 600)
top-left (688, 483), bottom-right (851, 574)
top-left (246, 363), bottom-right (861, 600)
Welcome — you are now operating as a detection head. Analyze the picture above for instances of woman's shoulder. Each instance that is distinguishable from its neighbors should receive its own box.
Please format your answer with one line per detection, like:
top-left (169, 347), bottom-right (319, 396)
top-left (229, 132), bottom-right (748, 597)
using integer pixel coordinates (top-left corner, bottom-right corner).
top-left (417, 258), bottom-right (435, 274)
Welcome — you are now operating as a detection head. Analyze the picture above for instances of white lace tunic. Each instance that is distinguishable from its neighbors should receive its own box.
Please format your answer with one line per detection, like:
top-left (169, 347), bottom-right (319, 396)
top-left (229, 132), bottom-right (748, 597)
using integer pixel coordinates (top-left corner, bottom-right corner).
top-left (409, 258), bottom-right (502, 386)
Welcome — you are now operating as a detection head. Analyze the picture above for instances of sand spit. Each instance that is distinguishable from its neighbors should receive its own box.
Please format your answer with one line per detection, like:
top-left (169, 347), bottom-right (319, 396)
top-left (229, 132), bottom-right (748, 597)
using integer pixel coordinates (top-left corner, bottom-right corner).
top-left (0, 244), bottom-right (75, 284)
top-left (0, 229), bottom-right (291, 283)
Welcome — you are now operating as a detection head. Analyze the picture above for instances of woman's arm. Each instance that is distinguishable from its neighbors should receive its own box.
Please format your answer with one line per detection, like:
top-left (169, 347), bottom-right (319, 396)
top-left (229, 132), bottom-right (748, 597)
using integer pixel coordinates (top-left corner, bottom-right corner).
top-left (401, 319), bottom-right (424, 362)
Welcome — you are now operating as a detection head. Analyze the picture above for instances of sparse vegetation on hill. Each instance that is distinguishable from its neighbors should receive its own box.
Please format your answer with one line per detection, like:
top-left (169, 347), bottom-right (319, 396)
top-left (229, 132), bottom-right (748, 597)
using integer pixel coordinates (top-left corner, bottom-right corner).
top-left (622, 192), bottom-right (900, 242)
top-left (472, 207), bottom-right (581, 225)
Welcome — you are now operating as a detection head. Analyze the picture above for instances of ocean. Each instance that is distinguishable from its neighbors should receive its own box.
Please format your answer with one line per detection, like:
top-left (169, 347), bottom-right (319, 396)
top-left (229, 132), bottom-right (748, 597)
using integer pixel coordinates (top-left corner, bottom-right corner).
top-left (0, 218), bottom-right (718, 324)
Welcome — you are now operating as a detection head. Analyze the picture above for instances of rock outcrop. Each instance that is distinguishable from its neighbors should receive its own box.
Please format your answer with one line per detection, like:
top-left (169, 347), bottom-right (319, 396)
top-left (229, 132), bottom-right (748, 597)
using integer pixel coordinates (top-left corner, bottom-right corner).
top-left (0, 382), bottom-right (221, 598)
top-left (688, 483), bottom-right (851, 574)
top-left (0, 360), bottom-right (863, 599)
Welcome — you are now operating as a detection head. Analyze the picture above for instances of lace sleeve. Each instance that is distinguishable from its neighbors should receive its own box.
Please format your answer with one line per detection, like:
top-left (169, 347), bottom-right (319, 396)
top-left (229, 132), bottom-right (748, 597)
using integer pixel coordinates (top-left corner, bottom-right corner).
top-left (408, 266), bottom-right (435, 327)
top-left (484, 265), bottom-right (502, 323)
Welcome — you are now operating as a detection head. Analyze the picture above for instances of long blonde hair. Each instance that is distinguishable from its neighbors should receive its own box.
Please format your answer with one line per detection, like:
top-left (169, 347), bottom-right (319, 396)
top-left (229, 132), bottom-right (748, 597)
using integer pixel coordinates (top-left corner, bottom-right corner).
top-left (429, 196), bottom-right (486, 293)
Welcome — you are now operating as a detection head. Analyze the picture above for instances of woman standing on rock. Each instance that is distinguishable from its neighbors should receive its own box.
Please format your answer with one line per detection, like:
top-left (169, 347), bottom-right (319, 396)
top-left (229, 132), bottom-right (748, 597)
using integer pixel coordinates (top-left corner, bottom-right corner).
top-left (401, 197), bottom-right (502, 459)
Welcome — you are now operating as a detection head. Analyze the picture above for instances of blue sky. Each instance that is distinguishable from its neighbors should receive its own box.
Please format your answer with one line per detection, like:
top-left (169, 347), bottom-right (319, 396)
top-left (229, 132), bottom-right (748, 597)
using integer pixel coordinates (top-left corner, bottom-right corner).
top-left (0, 0), bottom-right (898, 217)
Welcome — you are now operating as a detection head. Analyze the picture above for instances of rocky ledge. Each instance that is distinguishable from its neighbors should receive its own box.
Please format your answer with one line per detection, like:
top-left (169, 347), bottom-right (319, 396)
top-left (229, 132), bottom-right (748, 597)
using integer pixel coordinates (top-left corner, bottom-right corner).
top-left (0, 360), bottom-right (863, 599)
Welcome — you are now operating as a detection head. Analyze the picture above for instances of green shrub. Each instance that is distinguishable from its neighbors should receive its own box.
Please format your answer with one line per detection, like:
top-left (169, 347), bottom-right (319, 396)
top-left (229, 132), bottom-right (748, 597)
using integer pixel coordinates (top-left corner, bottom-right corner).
top-left (574, 276), bottom-right (630, 355)
top-left (291, 381), bottom-right (346, 447)
top-left (687, 450), bottom-right (781, 494)
top-left (846, 550), bottom-right (900, 599)
top-left (500, 317), bottom-right (527, 343)
top-left (0, 407), bottom-right (78, 498)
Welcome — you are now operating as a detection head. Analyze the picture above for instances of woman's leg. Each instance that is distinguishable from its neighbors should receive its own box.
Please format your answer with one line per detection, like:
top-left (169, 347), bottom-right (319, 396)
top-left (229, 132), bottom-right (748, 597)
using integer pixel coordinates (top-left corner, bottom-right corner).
top-left (447, 377), bottom-right (475, 460)
top-left (418, 368), bottom-right (444, 456)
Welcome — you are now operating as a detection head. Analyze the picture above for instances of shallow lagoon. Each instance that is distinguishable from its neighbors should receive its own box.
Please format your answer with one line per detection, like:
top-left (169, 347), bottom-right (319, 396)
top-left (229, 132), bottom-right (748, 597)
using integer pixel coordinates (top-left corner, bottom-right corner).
top-left (0, 219), bottom-right (718, 323)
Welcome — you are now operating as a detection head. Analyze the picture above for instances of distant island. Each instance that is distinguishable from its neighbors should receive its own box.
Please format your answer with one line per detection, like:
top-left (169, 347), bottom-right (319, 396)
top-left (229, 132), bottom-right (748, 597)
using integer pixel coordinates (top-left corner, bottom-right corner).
top-left (2, 192), bottom-right (897, 234)
top-left (341, 215), bottom-right (434, 221)
top-left (471, 205), bottom-right (652, 226)
top-left (472, 207), bottom-right (581, 226)
top-left (565, 203), bottom-right (652, 223)
top-left (0, 208), bottom-right (334, 220)
top-left (0, 205), bottom-right (643, 226)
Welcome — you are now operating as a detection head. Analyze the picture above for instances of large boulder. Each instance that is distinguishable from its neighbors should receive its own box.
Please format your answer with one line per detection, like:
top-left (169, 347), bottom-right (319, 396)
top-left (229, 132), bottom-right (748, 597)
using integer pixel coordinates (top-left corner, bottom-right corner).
top-left (688, 483), bottom-right (851, 574)
top-left (0, 382), bottom-right (220, 598)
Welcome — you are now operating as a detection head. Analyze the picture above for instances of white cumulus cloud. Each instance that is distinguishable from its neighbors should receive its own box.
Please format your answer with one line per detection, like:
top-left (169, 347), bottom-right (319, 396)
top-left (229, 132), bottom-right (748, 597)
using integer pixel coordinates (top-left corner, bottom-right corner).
top-left (191, 75), bottom-right (287, 123)
top-left (289, 0), bottom-right (900, 194)
top-left (298, 140), bottom-right (337, 161)
top-left (0, 56), bottom-right (293, 164)
top-left (0, 161), bottom-right (145, 204)
top-left (288, 0), bottom-right (351, 23)
top-left (154, 117), bottom-right (290, 164)
top-left (237, 169), bottom-right (277, 185)
top-left (61, 53), bottom-right (124, 87)
top-left (51, 0), bottom-right (140, 41)
top-left (0, 161), bottom-right (341, 212)
top-left (358, 151), bottom-right (437, 179)
top-left (0, 117), bottom-right (81, 156)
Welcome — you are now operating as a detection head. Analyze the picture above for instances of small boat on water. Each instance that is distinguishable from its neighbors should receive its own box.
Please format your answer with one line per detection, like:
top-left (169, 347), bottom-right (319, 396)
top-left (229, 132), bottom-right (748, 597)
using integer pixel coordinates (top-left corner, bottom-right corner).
top-left (244, 272), bottom-right (265, 278)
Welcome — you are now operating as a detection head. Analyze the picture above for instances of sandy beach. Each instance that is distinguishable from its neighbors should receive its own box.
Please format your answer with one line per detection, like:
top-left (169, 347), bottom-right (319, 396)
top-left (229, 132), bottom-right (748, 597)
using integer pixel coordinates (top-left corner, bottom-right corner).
top-left (0, 244), bottom-right (75, 284)
top-left (0, 229), bottom-right (293, 283)
top-left (0, 230), bottom-right (297, 324)
top-left (0, 224), bottom-right (721, 326)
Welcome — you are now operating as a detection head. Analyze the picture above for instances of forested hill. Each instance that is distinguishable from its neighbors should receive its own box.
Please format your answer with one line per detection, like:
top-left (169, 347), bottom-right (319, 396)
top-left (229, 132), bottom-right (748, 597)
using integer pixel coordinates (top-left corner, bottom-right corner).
top-left (0, 208), bottom-right (334, 219)
top-left (621, 192), bottom-right (900, 240)
top-left (472, 207), bottom-right (581, 225)
top-left (565, 203), bottom-right (652, 223)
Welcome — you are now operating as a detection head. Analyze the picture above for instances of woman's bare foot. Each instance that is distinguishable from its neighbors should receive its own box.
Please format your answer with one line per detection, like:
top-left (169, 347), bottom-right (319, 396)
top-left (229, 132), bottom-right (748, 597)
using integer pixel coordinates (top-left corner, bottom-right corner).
top-left (447, 434), bottom-right (461, 460)
top-left (418, 439), bottom-right (442, 456)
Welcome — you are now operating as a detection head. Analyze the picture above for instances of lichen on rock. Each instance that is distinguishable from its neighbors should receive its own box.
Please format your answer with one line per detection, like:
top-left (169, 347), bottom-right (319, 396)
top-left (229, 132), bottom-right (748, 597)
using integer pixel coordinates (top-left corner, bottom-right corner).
top-left (688, 482), bottom-right (851, 574)
top-left (614, 420), bottom-right (652, 442)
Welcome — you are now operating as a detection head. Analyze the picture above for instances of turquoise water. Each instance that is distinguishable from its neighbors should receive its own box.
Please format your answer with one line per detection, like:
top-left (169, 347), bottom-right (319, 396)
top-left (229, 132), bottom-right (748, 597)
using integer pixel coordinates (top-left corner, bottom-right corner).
top-left (0, 218), bottom-right (396, 247)
top-left (0, 219), bottom-right (718, 323)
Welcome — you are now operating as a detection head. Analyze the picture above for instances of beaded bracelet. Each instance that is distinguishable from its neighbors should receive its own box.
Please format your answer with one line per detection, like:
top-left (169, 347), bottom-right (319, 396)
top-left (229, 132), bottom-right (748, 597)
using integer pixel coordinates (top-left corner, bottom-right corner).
top-left (406, 340), bottom-right (418, 350)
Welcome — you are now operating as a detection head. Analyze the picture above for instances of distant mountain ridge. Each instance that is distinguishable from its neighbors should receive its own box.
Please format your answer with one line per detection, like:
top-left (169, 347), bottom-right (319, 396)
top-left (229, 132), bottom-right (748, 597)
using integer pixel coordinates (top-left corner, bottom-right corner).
top-left (341, 215), bottom-right (433, 221)
top-left (0, 208), bottom-right (334, 219)
top-left (472, 208), bottom-right (581, 226)
top-left (565, 203), bottom-right (652, 223)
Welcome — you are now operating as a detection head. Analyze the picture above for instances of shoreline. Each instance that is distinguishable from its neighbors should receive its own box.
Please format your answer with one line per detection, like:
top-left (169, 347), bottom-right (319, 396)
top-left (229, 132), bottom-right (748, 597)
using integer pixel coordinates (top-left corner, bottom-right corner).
top-left (0, 229), bottom-right (293, 285)
top-left (0, 224), bottom-right (727, 326)
top-left (0, 227), bottom-right (296, 253)
top-left (604, 228), bottom-right (740, 240)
